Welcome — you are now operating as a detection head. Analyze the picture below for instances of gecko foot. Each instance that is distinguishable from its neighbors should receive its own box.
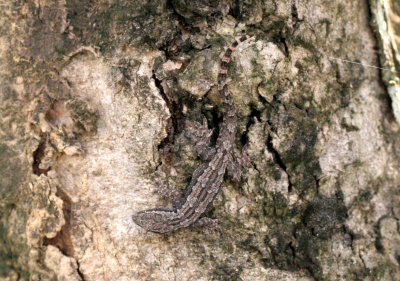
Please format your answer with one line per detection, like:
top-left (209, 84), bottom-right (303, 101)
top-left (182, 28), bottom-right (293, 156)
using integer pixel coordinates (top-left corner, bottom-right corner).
top-left (155, 178), bottom-right (183, 209)
top-left (186, 117), bottom-right (216, 161)
top-left (238, 144), bottom-right (252, 168)
top-left (227, 144), bottom-right (252, 182)
top-left (193, 217), bottom-right (221, 234)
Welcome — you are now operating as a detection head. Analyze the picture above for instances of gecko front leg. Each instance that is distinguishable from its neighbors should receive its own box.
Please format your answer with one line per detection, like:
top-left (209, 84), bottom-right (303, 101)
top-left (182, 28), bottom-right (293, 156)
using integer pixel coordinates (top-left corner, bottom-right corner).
top-left (156, 117), bottom-right (217, 209)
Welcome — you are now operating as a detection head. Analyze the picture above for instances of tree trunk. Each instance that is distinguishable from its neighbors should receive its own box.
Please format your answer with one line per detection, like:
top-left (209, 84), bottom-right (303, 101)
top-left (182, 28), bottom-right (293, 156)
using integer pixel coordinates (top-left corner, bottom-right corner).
top-left (1, 0), bottom-right (399, 280)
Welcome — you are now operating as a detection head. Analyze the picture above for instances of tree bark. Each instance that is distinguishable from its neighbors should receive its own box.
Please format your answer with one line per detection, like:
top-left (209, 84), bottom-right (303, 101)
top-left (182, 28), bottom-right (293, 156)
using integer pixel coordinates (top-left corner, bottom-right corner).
top-left (1, 0), bottom-right (400, 280)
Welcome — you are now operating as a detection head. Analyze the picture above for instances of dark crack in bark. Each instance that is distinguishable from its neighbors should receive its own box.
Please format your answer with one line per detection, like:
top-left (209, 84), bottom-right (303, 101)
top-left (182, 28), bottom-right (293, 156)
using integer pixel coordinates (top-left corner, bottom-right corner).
top-left (153, 71), bottom-right (184, 150)
top-left (43, 188), bottom-right (74, 257)
top-left (32, 136), bottom-right (50, 176)
top-left (266, 134), bottom-right (293, 193)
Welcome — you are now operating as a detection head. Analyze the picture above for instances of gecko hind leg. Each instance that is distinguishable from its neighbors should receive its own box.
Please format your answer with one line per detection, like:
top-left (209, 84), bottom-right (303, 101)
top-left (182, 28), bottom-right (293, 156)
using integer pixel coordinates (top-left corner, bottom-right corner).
top-left (227, 145), bottom-right (252, 182)
top-left (186, 117), bottom-right (217, 161)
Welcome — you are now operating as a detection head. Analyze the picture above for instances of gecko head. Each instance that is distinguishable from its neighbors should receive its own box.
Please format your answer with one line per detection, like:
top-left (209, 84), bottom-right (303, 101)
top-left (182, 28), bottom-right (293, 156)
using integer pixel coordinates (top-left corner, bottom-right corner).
top-left (132, 210), bottom-right (175, 234)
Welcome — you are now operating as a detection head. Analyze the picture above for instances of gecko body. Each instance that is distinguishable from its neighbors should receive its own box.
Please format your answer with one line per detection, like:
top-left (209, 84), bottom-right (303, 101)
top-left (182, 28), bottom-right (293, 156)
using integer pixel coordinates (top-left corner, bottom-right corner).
top-left (132, 35), bottom-right (253, 233)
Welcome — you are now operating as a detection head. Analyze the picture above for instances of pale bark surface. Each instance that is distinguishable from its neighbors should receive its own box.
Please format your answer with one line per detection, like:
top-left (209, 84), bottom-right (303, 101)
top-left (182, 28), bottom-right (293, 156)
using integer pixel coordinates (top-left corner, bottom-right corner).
top-left (1, 0), bottom-right (400, 280)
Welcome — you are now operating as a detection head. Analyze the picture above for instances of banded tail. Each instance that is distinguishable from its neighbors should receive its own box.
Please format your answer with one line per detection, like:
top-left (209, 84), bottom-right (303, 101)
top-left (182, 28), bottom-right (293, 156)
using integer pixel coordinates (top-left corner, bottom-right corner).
top-left (217, 34), bottom-right (254, 91)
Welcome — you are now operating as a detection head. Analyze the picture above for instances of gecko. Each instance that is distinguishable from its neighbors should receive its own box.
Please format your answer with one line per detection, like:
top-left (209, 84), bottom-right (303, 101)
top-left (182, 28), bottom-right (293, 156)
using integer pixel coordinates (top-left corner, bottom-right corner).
top-left (132, 35), bottom-right (254, 233)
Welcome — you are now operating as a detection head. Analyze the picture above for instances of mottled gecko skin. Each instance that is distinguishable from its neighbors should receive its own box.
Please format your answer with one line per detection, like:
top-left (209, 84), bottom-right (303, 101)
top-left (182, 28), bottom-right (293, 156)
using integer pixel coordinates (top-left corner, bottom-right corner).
top-left (132, 35), bottom-right (254, 233)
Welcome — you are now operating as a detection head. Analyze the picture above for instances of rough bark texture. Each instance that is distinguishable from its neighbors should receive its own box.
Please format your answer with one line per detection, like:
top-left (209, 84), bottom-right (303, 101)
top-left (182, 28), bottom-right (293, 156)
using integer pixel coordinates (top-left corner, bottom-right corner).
top-left (370, 0), bottom-right (400, 123)
top-left (1, 0), bottom-right (400, 280)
